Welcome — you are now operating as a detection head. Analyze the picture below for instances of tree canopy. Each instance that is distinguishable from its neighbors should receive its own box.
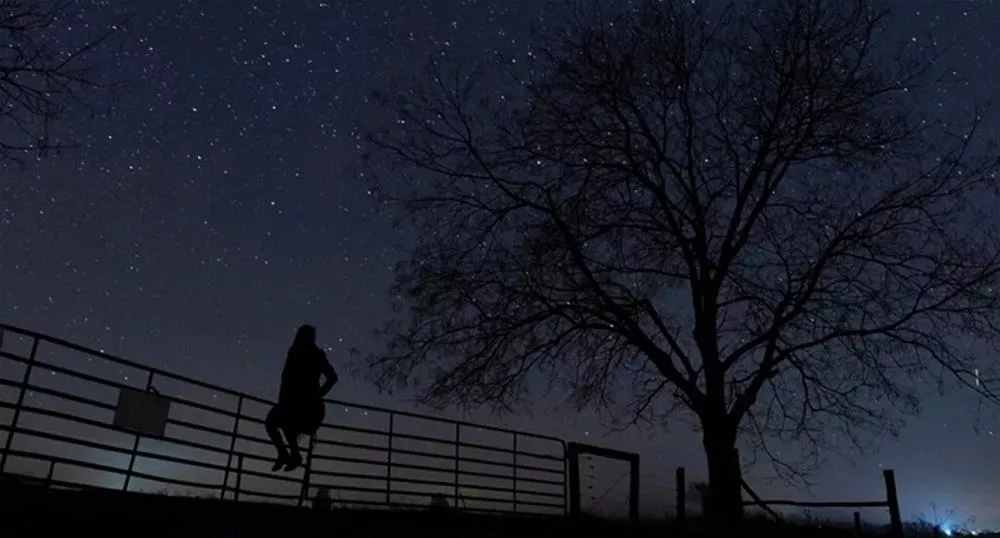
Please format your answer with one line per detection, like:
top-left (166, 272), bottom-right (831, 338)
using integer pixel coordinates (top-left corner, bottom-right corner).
top-left (361, 0), bottom-right (1000, 521)
top-left (0, 0), bottom-right (126, 164)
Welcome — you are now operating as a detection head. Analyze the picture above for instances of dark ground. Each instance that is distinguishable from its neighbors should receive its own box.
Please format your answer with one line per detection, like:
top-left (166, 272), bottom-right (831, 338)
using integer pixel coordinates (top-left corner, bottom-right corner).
top-left (0, 475), bottom-right (895, 538)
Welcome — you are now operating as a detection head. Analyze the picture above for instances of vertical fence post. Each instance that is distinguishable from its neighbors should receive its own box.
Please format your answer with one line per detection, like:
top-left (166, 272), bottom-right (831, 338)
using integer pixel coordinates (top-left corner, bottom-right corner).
top-left (234, 455), bottom-right (244, 502)
top-left (512, 433), bottom-right (519, 513)
top-left (385, 413), bottom-right (394, 506)
top-left (853, 511), bottom-right (862, 536)
top-left (122, 371), bottom-right (155, 492)
top-left (883, 469), bottom-right (903, 538)
top-left (0, 336), bottom-right (40, 473)
top-left (676, 466), bottom-right (686, 523)
top-left (298, 434), bottom-right (316, 508)
top-left (562, 443), bottom-right (569, 515)
top-left (453, 423), bottom-right (461, 507)
top-left (220, 395), bottom-right (244, 500)
top-left (628, 454), bottom-right (640, 523)
top-left (567, 443), bottom-right (581, 517)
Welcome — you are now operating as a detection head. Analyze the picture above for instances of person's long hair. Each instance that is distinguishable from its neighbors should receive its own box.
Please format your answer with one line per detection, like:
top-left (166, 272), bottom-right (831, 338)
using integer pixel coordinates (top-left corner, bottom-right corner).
top-left (291, 324), bottom-right (317, 352)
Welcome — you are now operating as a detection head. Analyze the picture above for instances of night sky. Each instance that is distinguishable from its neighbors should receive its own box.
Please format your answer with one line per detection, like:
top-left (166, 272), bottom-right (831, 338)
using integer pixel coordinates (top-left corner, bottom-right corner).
top-left (3, 0), bottom-right (1000, 530)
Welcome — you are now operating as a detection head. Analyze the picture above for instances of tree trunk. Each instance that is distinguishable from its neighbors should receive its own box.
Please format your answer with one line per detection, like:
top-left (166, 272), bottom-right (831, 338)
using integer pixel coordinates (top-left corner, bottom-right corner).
top-left (701, 425), bottom-right (744, 523)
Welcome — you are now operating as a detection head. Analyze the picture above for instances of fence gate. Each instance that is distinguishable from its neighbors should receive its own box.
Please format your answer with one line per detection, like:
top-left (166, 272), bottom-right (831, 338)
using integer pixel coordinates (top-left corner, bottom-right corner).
top-left (566, 442), bottom-right (639, 522)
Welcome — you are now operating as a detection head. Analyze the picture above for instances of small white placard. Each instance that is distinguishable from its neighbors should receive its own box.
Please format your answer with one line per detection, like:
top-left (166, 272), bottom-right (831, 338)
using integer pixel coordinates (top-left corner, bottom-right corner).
top-left (113, 387), bottom-right (170, 437)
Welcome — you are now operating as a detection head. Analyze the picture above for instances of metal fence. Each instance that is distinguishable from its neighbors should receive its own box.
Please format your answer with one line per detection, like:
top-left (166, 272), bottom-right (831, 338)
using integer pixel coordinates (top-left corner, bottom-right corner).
top-left (0, 323), bottom-right (567, 515)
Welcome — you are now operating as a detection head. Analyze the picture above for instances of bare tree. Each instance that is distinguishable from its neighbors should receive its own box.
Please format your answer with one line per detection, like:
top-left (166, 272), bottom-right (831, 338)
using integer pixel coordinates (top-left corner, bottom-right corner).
top-left (0, 0), bottom-right (126, 165)
top-left (361, 0), bottom-right (1000, 522)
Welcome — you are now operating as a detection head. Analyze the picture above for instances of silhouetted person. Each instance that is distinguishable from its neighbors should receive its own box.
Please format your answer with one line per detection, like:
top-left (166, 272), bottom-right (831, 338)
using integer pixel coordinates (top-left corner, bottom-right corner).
top-left (265, 324), bottom-right (338, 472)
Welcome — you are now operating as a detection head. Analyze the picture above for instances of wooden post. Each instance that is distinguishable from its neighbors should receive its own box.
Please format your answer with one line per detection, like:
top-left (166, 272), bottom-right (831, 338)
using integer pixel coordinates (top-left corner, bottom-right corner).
top-left (883, 469), bottom-right (903, 538)
top-left (628, 454), bottom-right (640, 523)
top-left (853, 511), bottom-right (862, 536)
top-left (562, 446), bottom-right (569, 516)
top-left (567, 443), bottom-right (581, 517)
top-left (676, 466), bottom-right (686, 523)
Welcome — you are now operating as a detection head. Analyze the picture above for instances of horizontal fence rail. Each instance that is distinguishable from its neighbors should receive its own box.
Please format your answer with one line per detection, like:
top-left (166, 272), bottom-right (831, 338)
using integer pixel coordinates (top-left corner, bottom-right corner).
top-left (740, 471), bottom-right (904, 538)
top-left (673, 460), bottom-right (904, 538)
top-left (0, 323), bottom-right (568, 516)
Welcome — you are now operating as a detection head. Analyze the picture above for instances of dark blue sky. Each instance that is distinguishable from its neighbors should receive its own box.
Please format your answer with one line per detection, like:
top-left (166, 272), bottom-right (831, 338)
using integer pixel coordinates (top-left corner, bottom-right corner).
top-left (2, 0), bottom-right (1000, 529)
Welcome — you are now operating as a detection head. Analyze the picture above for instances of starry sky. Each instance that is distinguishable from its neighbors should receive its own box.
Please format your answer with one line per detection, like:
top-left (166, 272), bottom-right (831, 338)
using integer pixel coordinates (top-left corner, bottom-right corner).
top-left (3, 0), bottom-right (1000, 530)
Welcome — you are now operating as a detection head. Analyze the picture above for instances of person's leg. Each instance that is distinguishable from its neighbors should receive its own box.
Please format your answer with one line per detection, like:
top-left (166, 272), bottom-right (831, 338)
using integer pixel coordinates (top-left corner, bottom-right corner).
top-left (281, 427), bottom-right (303, 471)
top-left (265, 406), bottom-right (290, 471)
top-left (282, 399), bottom-right (322, 472)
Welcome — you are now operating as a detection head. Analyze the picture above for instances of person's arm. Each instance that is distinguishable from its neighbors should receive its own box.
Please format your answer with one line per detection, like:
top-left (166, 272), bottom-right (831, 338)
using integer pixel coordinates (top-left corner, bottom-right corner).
top-left (318, 352), bottom-right (338, 397)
